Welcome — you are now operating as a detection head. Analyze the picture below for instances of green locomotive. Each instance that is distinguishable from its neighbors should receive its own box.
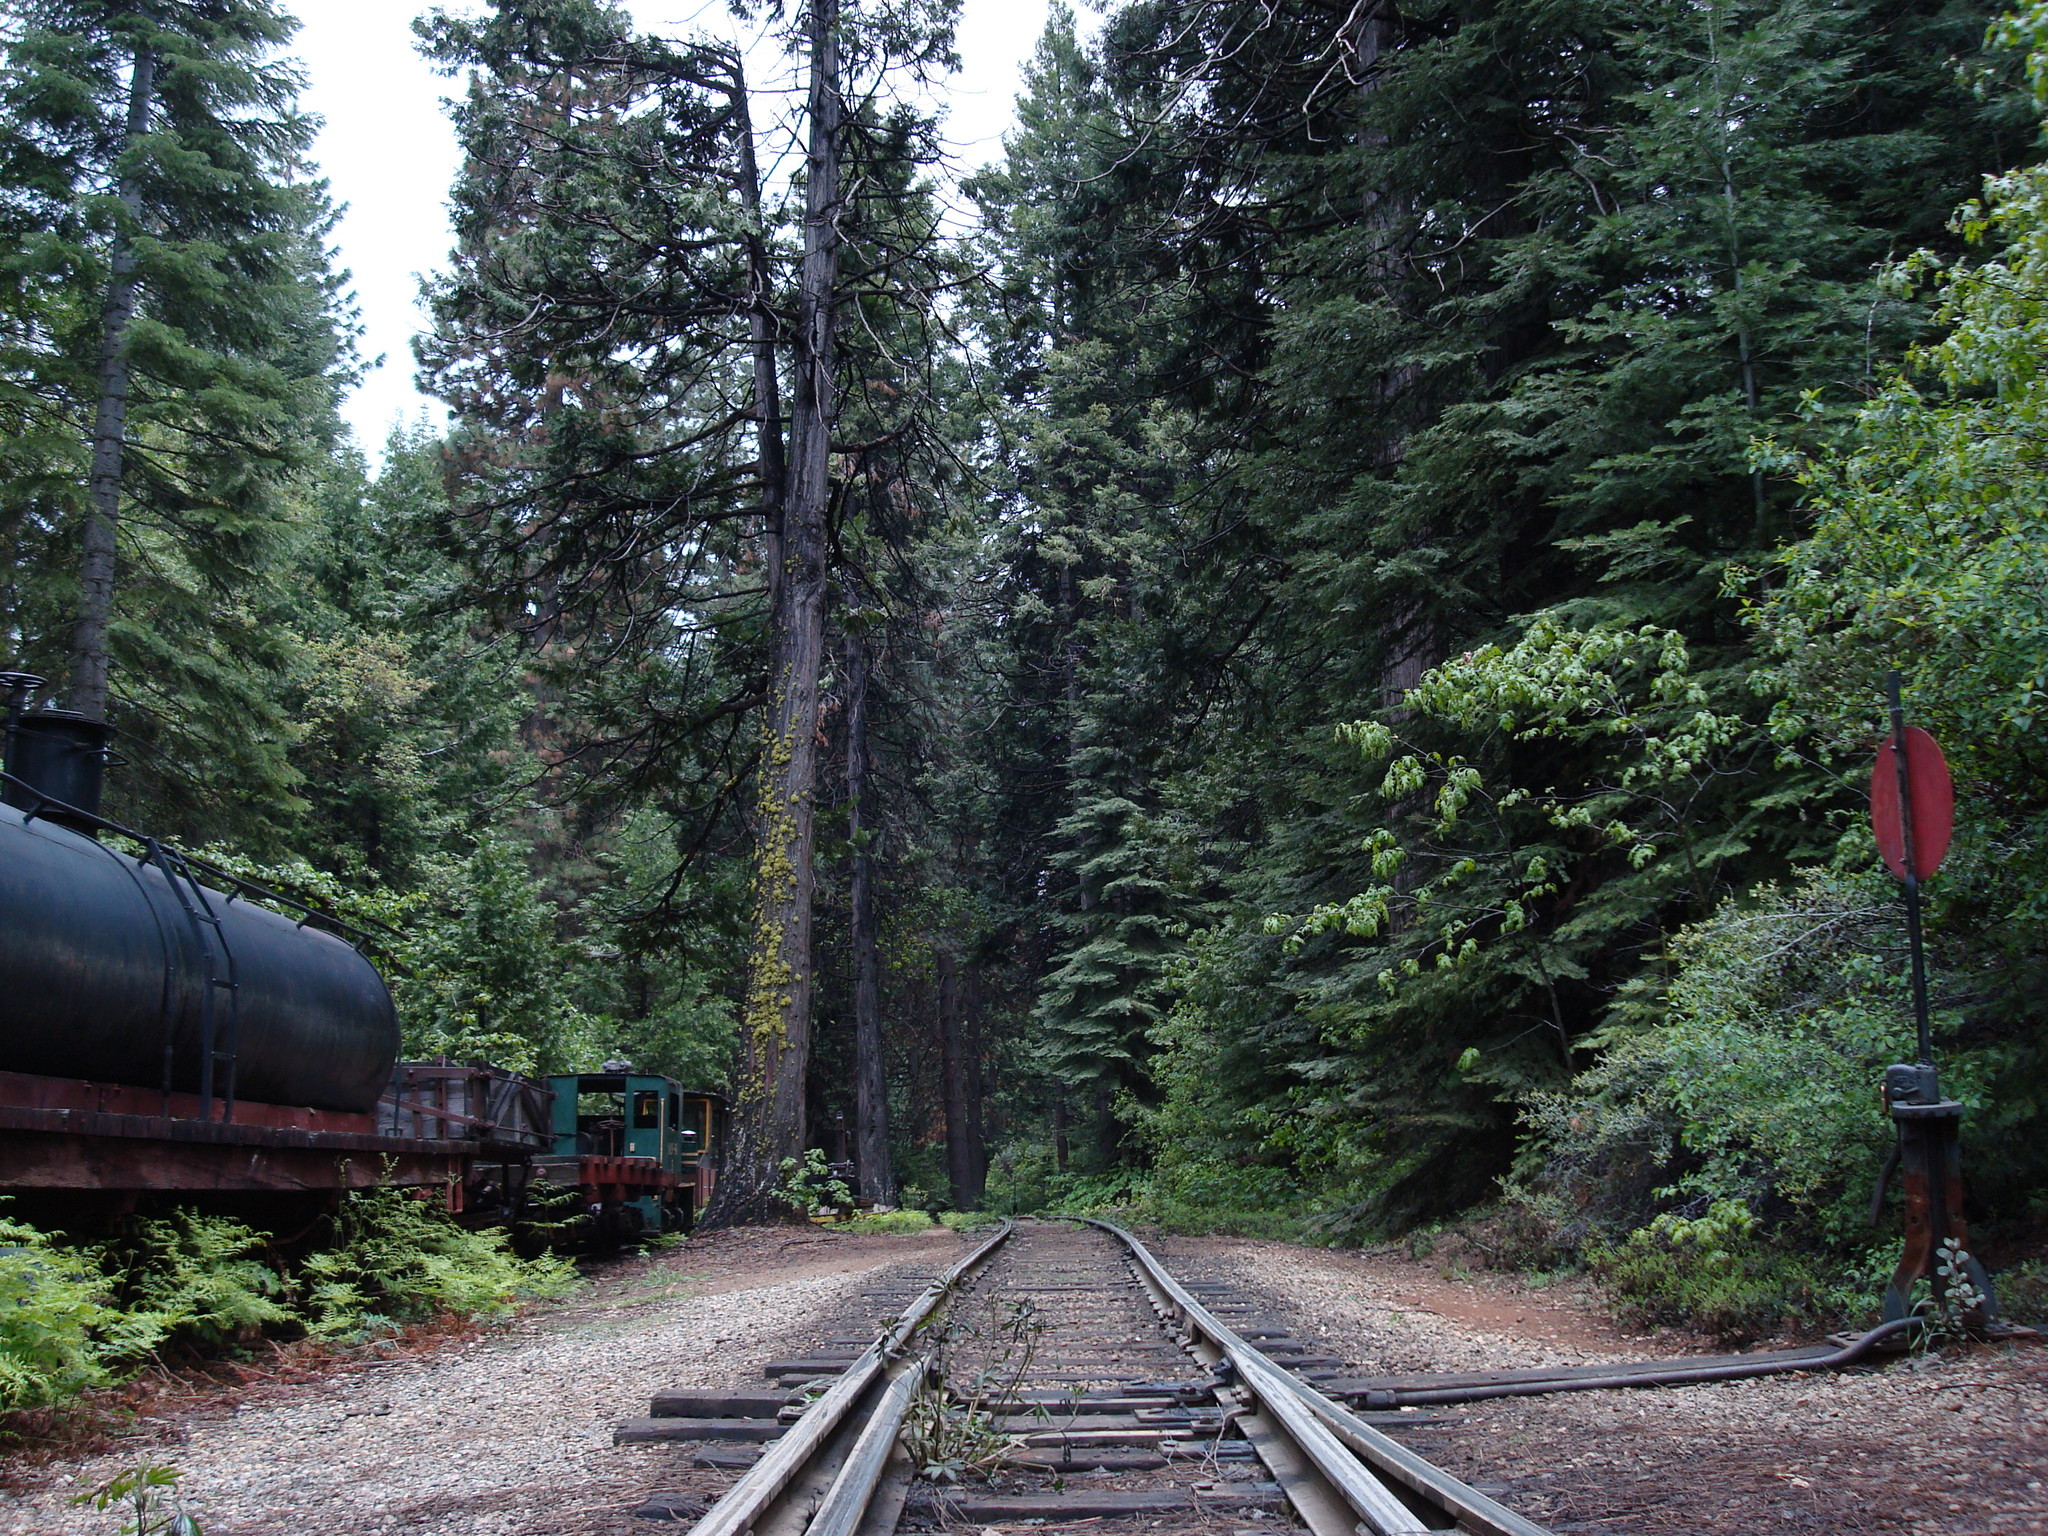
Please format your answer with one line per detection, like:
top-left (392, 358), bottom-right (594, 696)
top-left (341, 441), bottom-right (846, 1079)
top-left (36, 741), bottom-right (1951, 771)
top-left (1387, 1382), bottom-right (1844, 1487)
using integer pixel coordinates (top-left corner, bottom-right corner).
top-left (535, 1072), bottom-right (726, 1240)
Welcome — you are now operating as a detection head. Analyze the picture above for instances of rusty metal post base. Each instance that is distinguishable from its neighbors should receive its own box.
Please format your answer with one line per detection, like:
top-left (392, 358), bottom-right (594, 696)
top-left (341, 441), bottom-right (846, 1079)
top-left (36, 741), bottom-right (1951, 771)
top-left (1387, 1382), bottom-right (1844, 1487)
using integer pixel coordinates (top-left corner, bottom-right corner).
top-left (1876, 1062), bottom-right (1999, 1327)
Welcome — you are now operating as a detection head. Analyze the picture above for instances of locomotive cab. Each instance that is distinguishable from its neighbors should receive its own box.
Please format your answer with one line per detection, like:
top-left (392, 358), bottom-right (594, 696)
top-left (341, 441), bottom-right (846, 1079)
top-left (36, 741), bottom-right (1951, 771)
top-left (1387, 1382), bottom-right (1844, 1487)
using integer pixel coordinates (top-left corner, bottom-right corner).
top-left (543, 1073), bottom-right (724, 1239)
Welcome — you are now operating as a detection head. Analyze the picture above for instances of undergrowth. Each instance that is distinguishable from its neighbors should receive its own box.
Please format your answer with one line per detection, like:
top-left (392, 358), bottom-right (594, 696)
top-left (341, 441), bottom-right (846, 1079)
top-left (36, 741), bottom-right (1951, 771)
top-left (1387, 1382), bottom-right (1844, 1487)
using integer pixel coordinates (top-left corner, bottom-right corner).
top-left (1582, 1200), bottom-right (1857, 1340)
top-left (0, 1194), bottom-right (575, 1418)
top-left (836, 1211), bottom-right (934, 1234)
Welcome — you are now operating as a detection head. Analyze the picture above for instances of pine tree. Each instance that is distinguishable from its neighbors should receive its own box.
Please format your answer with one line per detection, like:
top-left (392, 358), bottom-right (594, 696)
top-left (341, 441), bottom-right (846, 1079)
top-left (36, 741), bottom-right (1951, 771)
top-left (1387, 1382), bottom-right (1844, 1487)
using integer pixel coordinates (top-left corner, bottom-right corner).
top-left (956, 0), bottom-right (2017, 1224)
top-left (0, 0), bottom-right (353, 834)
top-left (420, 0), bottom-right (960, 1221)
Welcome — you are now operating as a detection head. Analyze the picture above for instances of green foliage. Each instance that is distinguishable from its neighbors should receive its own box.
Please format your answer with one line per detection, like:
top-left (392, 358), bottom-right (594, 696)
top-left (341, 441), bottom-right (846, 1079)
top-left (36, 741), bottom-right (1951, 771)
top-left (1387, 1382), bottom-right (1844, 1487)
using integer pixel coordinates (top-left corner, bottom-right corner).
top-left (1520, 869), bottom-right (1944, 1247)
top-left (1753, 0), bottom-right (2048, 951)
top-left (298, 1189), bottom-right (576, 1339)
top-left (69, 1463), bottom-right (203, 1536)
top-left (1038, 1168), bottom-right (1147, 1216)
top-left (964, 0), bottom-right (2021, 1251)
top-left (978, 1143), bottom-right (1052, 1216)
top-left (97, 1213), bottom-right (291, 1354)
top-left (773, 1150), bottom-right (854, 1217)
top-left (905, 1294), bottom-right (1044, 1482)
top-left (1143, 1166), bottom-right (1306, 1241)
top-left (0, 1196), bottom-right (577, 1416)
top-left (839, 1211), bottom-right (935, 1233)
top-left (0, 0), bottom-right (355, 835)
top-left (1512, 10), bottom-right (2048, 1301)
top-left (0, 1216), bottom-right (118, 1411)
top-left (1587, 1201), bottom-right (1846, 1339)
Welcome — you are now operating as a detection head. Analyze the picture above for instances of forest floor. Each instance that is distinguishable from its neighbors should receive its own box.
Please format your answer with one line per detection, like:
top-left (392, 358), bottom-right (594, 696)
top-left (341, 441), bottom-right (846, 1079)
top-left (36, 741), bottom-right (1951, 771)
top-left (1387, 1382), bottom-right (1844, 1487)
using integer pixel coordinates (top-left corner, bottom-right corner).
top-left (0, 1223), bottom-right (976, 1536)
top-left (1153, 1233), bottom-right (2048, 1536)
top-left (3, 1222), bottom-right (2039, 1535)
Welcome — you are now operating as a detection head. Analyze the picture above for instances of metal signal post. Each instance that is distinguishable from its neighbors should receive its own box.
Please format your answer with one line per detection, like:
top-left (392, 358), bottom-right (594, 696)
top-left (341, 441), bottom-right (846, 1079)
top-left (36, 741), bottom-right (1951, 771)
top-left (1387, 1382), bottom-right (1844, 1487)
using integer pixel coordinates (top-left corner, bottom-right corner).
top-left (1866, 674), bottom-right (1999, 1328)
top-left (1886, 673), bottom-right (1935, 1068)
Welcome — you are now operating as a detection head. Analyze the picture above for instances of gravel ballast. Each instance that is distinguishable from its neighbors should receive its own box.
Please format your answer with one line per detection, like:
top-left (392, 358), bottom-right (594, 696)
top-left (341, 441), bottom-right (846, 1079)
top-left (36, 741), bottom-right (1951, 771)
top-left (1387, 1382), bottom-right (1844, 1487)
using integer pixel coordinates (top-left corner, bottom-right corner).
top-left (1154, 1233), bottom-right (2048, 1535)
top-left (7, 1223), bottom-right (2040, 1536)
top-left (0, 1228), bottom-right (968, 1536)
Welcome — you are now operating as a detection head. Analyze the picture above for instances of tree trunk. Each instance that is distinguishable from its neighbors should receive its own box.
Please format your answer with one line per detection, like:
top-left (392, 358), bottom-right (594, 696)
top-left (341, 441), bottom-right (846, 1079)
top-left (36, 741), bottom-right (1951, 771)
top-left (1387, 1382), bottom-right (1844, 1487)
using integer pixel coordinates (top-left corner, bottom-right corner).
top-left (1094, 1079), bottom-right (1117, 1167)
top-left (71, 43), bottom-right (155, 722)
top-left (702, 0), bottom-right (840, 1228)
top-left (963, 963), bottom-right (987, 1206)
top-left (938, 950), bottom-right (975, 1208)
top-left (1052, 1093), bottom-right (1070, 1172)
top-left (730, 63), bottom-right (786, 608)
top-left (845, 616), bottom-right (893, 1203)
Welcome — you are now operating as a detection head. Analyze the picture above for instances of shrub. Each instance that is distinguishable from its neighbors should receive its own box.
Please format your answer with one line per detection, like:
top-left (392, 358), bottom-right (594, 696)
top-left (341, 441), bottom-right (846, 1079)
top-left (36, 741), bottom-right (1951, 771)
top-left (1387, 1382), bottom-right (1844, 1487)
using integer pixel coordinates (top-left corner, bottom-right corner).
top-left (1148, 1159), bottom-right (1306, 1239)
top-left (299, 1189), bottom-right (576, 1339)
top-left (981, 1143), bottom-right (1056, 1216)
top-left (68, 1462), bottom-right (203, 1536)
top-left (839, 1211), bottom-right (935, 1234)
top-left (97, 1213), bottom-right (292, 1356)
top-left (1042, 1169), bottom-right (1148, 1216)
top-left (0, 1197), bottom-right (579, 1418)
top-left (0, 1217), bottom-right (118, 1411)
top-left (1523, 869), bottom-right (1941, 1251)
top-left (773, 1149), bottom-right (854, 1217)
top-left (1429, 1195), bottom-right (1581, 1274)
top-left (1587, 1201), bottom-right (1847, 1340)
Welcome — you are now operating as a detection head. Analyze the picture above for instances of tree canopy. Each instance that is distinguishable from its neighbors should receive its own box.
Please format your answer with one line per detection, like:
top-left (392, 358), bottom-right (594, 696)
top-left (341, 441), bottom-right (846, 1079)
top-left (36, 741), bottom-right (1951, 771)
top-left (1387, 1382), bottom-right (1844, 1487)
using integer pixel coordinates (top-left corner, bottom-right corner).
top-left (3, 0), bottom-right (2047, 1320)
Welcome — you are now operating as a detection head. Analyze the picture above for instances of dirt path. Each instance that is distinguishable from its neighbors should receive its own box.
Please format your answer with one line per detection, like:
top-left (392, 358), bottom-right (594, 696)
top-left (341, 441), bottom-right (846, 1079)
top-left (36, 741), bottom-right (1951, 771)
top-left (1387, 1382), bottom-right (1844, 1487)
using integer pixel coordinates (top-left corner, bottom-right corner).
top-left (0, 1225), bottom-right (971, 1536)
top-left (1157, 1234), bottom-right (2048, 1535)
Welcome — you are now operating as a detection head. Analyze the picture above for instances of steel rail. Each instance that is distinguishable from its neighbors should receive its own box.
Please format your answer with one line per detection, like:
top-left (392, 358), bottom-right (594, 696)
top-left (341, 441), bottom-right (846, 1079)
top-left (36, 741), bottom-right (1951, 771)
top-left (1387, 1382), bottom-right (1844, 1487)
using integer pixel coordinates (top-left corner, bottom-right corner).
top-left (804, 1357), bottom-right (925, 1536)
top-left (683, 1218), bottom-right (1014, 1536)
top-left (1088, 1217), bottom-right (1555, 1536)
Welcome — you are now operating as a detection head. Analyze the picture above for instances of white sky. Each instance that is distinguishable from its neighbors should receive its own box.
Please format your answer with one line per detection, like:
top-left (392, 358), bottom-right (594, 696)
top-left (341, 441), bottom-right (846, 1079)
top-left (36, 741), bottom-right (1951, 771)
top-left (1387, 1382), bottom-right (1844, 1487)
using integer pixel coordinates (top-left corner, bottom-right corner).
top-left (284, 0), bottom-right (1056, 456)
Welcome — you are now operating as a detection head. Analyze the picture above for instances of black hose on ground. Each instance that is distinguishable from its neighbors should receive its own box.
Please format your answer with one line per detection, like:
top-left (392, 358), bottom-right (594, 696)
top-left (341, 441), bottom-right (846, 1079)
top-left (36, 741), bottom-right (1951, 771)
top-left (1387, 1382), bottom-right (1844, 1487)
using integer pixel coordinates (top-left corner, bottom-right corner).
top-left (1356, 1317), bottom-right (1929, 1408)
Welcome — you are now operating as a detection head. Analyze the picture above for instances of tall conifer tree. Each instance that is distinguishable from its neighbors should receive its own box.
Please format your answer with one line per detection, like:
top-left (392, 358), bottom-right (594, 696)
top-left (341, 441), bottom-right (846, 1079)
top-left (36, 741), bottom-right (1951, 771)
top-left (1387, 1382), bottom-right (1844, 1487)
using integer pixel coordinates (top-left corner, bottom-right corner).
top-left (0, 0), bottom-right (352, 829)
top-left (420, 0), bottom-right (958, 1221)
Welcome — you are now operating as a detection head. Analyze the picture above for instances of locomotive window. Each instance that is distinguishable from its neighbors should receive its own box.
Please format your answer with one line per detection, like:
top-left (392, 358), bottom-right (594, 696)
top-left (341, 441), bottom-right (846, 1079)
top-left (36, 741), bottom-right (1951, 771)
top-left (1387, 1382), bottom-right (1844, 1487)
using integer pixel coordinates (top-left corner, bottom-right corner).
top-left (631, 1090), bottom-right (662, 1128)
top-left (670, 1093), bottom-right (681, 1135)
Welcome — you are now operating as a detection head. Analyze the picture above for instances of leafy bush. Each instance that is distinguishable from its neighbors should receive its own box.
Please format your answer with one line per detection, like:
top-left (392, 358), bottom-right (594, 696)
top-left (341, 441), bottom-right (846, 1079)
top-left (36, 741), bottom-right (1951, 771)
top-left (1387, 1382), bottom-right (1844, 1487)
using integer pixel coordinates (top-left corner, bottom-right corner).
top-left (69, 1462), bottom-right (203, 1536)
top-left (1155, 1201), bottom-right (1307, 1241)
top-left (299, 1189), bottom-right (575, 1339)
top-left (980, 1142), bottom-right (1057, 1216)
top-left (1041, 1168), bottom-right (1148, 1215)
top-left (838, 1211), bottom-right (934, 1234)
top-left (1421, 1195), bottom-right (1581, 1275)
top-left (0, 1217), bottom-right (119, 1411)
top-left (97, 1213), bottom-right (292, 1354)
top-left (1522, 869), bottom-right (1936, 1250)
top-left (1993, 1259), bottom-right (2048, 1322)
top-left (0, 1192), bottom-right (581, 1418)
top-left (1587, 1201), bottom-right (1848, 1340)
top-left (773, 1149), bottom-right (854, 1217)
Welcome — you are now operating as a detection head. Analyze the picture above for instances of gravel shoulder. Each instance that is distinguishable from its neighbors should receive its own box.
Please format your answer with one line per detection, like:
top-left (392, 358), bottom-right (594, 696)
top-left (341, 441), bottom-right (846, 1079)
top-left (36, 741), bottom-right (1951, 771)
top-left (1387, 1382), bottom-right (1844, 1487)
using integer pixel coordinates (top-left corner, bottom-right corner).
top-left (0, 1225), bottom-right (972, 1536)
top-left (1154, 1233), bottom-right (2048, 1535)
top-left (1150, 1234), bottom-right (1670, 1373)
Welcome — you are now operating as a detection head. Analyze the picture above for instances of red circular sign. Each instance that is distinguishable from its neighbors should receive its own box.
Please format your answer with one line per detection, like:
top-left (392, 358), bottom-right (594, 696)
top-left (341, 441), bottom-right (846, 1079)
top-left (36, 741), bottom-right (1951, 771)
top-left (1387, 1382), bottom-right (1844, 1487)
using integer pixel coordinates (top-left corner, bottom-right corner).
top-left (1870, 727), bottom-right (1954, 881)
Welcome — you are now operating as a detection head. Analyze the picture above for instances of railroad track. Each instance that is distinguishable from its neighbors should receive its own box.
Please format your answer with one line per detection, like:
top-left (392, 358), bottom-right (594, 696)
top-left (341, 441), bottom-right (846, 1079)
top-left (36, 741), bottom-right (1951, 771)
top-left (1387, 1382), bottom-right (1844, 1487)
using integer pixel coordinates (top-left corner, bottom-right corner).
top-left (620, 1217), bottom-right (1552, 1536)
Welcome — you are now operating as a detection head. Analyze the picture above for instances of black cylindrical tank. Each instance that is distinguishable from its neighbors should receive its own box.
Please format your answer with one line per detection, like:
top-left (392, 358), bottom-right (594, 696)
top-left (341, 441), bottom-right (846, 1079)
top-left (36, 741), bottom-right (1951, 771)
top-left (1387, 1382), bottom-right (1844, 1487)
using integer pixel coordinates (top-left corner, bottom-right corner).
top-left (0, 803), bottom-right (398, 1112)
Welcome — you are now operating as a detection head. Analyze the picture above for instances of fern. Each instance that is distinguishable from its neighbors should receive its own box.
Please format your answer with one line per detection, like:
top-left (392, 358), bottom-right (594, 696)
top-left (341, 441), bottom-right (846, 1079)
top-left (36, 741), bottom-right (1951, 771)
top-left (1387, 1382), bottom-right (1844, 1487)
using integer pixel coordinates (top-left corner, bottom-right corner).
top-left (300, 1189), bottom-right (576, 1339)
top-left (97, 1214), bottom-right (293, 1356)
top-left (0, 1217), bottom-right (118, 1410)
